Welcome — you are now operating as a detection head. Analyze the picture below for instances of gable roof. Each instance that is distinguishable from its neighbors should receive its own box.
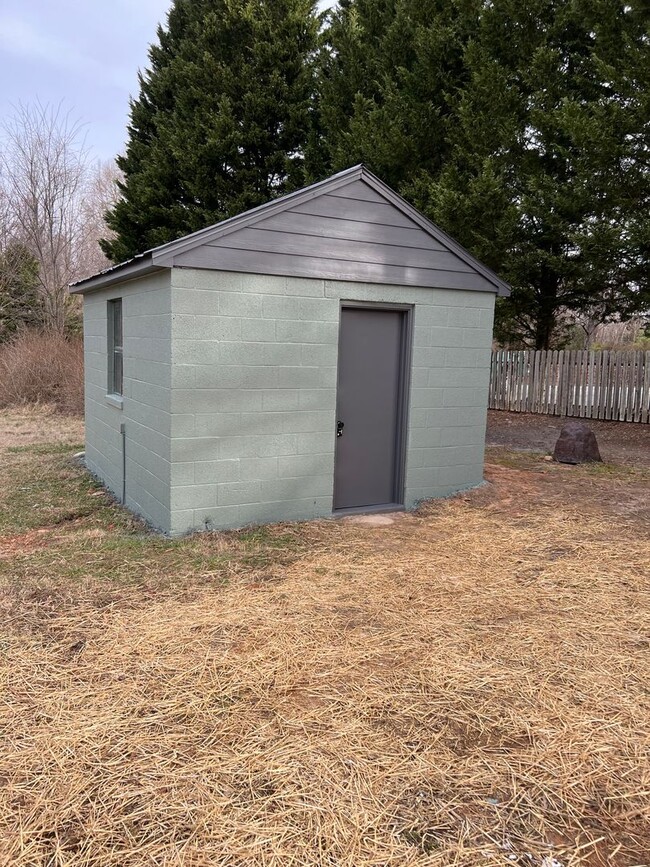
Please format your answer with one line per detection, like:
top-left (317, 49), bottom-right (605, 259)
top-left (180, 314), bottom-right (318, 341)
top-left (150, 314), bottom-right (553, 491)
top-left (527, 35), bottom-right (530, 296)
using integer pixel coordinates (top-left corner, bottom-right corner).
top-left (71, 165), bottom-right (510, 296)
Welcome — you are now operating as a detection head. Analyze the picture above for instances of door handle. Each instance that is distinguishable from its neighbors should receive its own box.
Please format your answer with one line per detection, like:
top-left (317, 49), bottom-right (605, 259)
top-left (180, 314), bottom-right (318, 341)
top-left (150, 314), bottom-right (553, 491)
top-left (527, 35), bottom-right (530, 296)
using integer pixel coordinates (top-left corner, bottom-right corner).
top-left (337, 420), bottom-right (345, 438)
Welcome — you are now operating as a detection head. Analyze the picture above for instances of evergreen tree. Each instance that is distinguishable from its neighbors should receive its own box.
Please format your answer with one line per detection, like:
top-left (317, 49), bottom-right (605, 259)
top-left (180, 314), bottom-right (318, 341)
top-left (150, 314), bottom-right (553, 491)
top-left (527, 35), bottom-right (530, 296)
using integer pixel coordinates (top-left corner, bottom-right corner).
top-left (309, 0), bottom-right (481, 188)
top-left (103, 0), bottom-right (320, 263)
top-left (316, 0), bottom-right (649, 348)
top-left (0, 244), bottom-right (42, 341)
top-left (407, 0), bottom-right (650, 348)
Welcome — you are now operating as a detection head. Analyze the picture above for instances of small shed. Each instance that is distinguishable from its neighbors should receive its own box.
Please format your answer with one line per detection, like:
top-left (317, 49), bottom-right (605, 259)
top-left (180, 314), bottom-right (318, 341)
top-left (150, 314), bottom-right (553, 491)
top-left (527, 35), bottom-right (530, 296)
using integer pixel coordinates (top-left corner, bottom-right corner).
top-left (72, 166), bottom-right (509, 536)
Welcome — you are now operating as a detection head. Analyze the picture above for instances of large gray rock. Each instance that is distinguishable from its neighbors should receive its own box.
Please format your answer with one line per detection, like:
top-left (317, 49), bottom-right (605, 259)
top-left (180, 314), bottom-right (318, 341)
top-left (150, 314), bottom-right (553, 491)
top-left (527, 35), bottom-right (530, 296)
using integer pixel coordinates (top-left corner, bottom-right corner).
top-left (553, 421), bottom-right (602, 464)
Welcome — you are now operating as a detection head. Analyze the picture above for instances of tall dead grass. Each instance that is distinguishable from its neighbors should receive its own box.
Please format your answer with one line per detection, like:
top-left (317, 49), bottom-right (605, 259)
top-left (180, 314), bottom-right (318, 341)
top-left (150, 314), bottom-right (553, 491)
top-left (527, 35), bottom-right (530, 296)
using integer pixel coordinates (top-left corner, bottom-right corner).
top-left (0, 329), bottom-right (84, 414)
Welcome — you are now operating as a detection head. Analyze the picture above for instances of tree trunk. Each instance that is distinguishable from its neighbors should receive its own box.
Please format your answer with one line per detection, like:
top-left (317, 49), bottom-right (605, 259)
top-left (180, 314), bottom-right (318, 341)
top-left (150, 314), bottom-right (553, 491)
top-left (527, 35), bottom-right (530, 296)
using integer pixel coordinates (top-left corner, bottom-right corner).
top-left (534, 269), bottom-right (559, 350)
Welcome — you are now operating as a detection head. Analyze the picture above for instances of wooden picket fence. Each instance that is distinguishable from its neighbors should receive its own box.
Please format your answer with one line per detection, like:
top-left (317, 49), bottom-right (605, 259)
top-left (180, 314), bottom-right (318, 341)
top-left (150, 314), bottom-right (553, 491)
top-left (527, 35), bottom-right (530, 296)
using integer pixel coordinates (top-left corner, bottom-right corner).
top-left (489, 350), bottom-right (650, 423)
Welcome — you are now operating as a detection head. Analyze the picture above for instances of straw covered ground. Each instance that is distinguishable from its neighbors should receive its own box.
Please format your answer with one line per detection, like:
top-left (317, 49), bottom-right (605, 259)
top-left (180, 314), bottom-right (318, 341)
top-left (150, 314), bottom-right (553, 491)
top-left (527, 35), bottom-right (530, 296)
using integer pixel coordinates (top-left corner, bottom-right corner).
top-left (1, 409), bottom-right (649, 866)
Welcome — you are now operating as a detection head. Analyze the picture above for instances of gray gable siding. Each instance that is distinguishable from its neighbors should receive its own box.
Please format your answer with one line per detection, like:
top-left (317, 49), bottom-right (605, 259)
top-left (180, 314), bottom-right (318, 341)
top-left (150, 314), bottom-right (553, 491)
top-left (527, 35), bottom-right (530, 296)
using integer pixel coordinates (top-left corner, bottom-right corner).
top-left (71, 167), bottom-right (510, 297)
top-left (171, 179), bottom-right (498, 293)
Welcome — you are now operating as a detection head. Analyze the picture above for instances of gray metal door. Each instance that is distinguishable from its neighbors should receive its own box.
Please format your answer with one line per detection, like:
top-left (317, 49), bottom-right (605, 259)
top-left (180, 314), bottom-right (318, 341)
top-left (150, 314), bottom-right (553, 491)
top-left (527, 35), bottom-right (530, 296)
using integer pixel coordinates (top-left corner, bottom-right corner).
top-left (334, 306), bottom-right (406, 510)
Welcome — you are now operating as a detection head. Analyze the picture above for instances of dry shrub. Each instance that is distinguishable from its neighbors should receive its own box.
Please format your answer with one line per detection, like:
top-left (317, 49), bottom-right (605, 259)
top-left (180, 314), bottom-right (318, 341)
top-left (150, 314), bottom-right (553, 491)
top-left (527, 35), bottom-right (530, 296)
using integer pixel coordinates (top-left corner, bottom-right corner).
top-left (0, 329), bottom-right (83, 414)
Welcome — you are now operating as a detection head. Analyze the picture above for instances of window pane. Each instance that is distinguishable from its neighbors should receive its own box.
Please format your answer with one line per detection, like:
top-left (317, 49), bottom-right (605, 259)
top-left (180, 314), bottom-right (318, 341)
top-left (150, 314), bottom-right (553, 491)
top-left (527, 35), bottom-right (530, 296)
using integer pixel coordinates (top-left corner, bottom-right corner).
top-left (113, 348), bottom-right (123, 396)
top-left (108, 299), bottom-right (123, 396)
top-left (113, 298), bottom-right (123, 350)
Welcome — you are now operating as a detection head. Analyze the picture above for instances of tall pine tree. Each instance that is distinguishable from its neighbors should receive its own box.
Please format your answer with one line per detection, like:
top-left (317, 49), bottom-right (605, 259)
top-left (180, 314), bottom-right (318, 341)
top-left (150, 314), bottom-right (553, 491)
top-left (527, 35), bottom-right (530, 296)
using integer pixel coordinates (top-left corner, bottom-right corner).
top-left (412, 0), bottom-right (650, 348)
top-left (308, 0), bottom-right (481, 188)
top-left (314, 0), bottom-right (649, 348)
top-left (103, 0), bottom-right (320, 263)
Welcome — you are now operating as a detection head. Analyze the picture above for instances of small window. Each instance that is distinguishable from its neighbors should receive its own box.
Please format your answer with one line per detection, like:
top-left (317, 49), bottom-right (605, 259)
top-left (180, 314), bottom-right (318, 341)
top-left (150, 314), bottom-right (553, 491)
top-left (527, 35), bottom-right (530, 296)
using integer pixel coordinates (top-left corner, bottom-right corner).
top-left (107, 298), bottom-right (123, 396)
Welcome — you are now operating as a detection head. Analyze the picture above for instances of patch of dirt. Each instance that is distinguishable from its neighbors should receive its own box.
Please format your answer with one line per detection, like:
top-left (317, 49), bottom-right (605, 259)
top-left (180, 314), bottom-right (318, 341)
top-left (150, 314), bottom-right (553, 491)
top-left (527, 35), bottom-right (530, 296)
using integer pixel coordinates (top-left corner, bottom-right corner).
top-left (0, 523), bottom-right (104, 559)
top-left (0, 407), bottom-right (84, 449)
top-left (486, 410), bottom-right (649, 467)
top-left (477, 461), bottom-right (650, 523)
top-left (0, 529), bottom-right (56, 559)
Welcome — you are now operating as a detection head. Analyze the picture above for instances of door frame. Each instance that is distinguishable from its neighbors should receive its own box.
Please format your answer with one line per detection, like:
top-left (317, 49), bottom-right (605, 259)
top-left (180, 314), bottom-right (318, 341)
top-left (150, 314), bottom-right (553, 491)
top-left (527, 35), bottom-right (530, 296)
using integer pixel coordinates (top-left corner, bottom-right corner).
top-left (333, 300), bottom-right (414, 515)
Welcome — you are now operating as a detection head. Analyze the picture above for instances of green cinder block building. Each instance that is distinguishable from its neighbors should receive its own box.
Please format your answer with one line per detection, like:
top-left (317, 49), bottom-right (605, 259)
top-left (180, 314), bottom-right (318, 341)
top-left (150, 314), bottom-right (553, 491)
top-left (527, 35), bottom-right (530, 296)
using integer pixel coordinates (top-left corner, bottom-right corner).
top-left (71, 166), bottom-right (509, 535)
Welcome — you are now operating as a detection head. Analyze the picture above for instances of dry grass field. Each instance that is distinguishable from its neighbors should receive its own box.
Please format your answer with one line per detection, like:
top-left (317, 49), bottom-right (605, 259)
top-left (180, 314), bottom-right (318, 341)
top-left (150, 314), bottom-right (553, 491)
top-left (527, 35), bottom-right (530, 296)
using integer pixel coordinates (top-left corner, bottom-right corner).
top-left (1, 408), bottom-right (649, 866)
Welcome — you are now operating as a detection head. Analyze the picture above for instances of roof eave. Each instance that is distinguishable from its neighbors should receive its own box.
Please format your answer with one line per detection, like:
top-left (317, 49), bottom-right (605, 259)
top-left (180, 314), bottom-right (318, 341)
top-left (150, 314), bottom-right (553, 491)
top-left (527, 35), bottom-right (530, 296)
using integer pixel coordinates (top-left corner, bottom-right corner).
top-left (69, 255), bottom-right (163, 294)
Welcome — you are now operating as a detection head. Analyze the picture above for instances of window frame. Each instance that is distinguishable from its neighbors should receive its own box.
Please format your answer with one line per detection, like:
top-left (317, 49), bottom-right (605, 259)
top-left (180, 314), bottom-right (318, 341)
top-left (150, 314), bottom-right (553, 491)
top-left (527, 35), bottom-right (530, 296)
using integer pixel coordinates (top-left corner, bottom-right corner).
top-left (107, 298), bottom-right (123, 397)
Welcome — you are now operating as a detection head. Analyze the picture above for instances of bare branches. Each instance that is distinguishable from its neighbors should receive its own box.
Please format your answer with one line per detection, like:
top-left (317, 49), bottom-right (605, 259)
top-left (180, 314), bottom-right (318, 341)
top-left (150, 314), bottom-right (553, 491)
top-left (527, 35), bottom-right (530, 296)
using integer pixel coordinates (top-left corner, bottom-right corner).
top-left (76, 159), bottom-right (122, 280)
top-left (0, 102), bottom-right (119, 333)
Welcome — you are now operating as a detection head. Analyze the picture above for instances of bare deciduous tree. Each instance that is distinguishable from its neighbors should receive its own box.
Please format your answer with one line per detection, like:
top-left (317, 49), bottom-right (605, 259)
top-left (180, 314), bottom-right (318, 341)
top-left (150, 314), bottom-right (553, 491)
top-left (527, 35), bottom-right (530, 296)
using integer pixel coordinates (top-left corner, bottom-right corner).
top-left (0, 181), bottom-right (14, 251)
top-left (0, 102), bottom-right (119, 333)
top-left (76, 159), bottom-right (121, 279)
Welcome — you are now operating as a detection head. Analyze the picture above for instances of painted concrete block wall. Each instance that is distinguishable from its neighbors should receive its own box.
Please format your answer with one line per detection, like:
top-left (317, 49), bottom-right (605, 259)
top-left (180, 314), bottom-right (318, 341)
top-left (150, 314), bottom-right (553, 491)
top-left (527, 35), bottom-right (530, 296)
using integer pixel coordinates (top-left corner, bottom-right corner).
top-left (168, 268), bottom-right (495, 535)
top-left (83, 271), bottom-right (172, 531)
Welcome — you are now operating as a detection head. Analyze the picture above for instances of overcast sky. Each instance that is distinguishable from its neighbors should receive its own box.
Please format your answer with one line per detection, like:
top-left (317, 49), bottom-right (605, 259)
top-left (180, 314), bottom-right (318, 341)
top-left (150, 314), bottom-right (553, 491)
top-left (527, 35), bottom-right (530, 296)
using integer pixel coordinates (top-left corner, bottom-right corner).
top-left (0, 1), bottom-right (334, 164)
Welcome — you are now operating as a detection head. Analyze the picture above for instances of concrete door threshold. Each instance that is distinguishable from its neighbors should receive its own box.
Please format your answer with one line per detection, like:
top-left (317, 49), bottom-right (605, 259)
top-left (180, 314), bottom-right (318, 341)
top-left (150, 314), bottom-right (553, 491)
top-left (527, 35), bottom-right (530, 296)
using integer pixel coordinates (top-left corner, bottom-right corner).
top-left (333, 503), bottom-right (406, 526)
